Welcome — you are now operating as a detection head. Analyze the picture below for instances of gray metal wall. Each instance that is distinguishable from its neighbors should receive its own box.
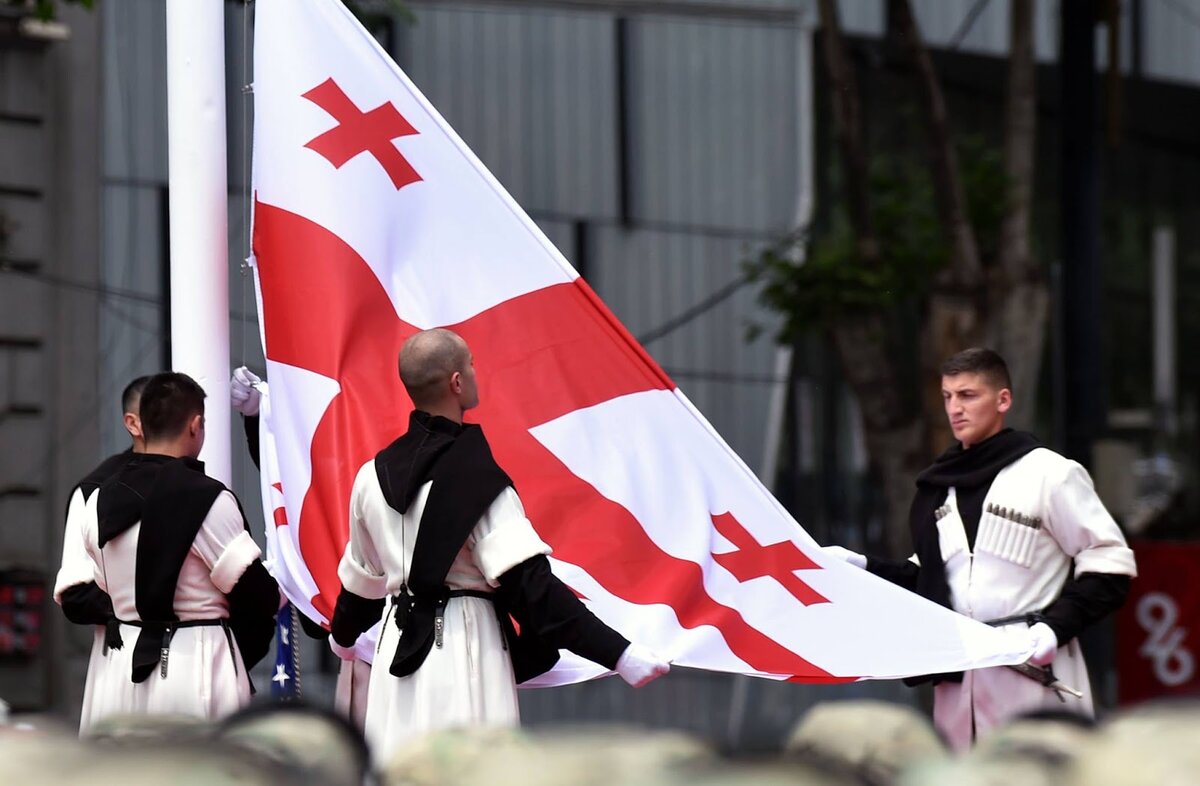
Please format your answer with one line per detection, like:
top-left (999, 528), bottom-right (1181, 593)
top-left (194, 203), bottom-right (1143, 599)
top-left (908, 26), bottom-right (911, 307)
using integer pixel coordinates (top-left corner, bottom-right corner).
top-left (0, 4), bottom-right (103, 712)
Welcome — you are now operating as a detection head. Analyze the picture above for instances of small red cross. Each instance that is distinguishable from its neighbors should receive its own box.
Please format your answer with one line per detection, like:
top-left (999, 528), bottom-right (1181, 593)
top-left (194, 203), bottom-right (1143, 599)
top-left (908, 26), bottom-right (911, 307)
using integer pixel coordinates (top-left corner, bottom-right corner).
top-left (711, 512), bottom-right (829, 606)
top-left (302, 77), bottom-right (422, 191)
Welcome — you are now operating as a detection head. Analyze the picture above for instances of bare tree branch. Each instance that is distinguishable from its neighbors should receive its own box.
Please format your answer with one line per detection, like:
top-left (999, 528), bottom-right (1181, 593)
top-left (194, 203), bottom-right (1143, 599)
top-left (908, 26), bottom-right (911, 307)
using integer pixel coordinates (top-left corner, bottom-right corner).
top-left (999, 0), bottom-right (1036, 282)
top-left (816, 0), bottom-right (880, 268)
top-left (990, 0), bottom-right (1048, 430)
top-left (891, 0), bottom-right (982, 286)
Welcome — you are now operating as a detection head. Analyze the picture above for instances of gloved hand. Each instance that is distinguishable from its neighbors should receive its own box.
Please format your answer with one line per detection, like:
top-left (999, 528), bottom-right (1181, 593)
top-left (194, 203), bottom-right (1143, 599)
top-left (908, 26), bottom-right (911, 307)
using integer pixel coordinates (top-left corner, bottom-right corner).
top-left (230, 366), bottom-right (262, 417)
top-left (329, 637), bottom-right (357, 662)
top-left (615, 643), bottom-right (670, 687)
top-left (1026, 622), bottom-right (1059, 667)
top-left (823, 545), bottom-right (867, 570)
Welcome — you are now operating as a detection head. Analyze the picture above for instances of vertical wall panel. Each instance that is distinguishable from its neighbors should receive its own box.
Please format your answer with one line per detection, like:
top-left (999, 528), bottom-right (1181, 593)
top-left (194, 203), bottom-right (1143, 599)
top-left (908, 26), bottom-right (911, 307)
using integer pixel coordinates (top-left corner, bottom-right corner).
top-left (1144, 0), bottom-right (1200, 87)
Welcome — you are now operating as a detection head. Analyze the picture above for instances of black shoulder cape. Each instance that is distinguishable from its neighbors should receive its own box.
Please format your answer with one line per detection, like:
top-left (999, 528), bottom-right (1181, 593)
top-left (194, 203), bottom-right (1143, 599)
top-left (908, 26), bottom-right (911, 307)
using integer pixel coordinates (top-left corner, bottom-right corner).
top-left (373, 410), bottom-right (515, 677)
top-left (97, 454), bottom-right (228, 683)
top-left (77, 449), bottom-right (135, 502)
top-left (59, 450), bottom-right (136, 626)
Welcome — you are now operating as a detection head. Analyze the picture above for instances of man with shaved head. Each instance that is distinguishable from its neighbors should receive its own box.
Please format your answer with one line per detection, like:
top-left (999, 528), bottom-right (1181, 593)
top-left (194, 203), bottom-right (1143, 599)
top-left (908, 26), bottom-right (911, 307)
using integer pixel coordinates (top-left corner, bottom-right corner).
top-left (397, 328), bottom-right (478, 411)
top-left (330, 328), bottom-right (668, 760)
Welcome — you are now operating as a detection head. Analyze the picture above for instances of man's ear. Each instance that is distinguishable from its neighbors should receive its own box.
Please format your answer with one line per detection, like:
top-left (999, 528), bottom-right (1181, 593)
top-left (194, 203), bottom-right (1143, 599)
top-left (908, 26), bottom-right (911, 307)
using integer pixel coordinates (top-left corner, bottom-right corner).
top-left (189, 413), bottom-right (203, 437)
top-left (997, 388), bottom-right (1013, 414)
top-left (449, 371), bottom-right (463, 395)
top-left (124, 412), bottom-right (142, 439)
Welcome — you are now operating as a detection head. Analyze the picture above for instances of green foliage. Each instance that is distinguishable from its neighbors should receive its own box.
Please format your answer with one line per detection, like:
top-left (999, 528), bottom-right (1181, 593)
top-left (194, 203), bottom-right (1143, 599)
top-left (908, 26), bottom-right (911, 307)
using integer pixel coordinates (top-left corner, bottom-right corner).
top-left (746, 136), bottom-right (1008, 345)
top-left (959, 138), bottom-right (1009, 268)
top-left (0, 0), bottom-right (95, 22)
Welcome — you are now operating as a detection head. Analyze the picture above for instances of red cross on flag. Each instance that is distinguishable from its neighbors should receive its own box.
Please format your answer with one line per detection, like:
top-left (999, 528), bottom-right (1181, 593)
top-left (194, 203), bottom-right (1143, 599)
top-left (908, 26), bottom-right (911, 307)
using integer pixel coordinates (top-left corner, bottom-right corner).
top-left (250, 0), bottom-right (1030, 685)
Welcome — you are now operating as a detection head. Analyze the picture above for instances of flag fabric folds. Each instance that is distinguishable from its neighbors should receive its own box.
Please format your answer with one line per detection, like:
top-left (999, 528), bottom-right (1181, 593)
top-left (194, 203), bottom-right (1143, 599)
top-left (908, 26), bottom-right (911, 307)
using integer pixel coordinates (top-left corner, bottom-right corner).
top-left (250, 0), bottom-right (1029, 685)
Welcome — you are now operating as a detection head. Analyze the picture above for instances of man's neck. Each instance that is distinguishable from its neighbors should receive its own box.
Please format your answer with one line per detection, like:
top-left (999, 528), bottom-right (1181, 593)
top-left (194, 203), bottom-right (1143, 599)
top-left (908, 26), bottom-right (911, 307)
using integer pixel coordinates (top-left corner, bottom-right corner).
top-left (961, 426), bottom-right (1005, 450)
top-left (141, 440), bottom-right (192, 458)
top-left (419, 402), bottom-right (464, 424)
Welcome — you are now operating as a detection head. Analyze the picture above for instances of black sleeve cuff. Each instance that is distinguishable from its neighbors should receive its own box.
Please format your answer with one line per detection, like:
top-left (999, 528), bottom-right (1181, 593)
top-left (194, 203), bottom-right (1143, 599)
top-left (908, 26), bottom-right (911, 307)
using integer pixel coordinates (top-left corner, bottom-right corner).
top-left (226, 560), bottom-right (279, 670)
top-left (1041, 572), bottom-right (1131, 645)
top-left (243, 414), bottom-right (261, 470)
top-left (331, 588), bottom-right (385, 648)
top-left (497, 555), bottom-right (630, 670)
top-left (60, 581), bottom-right (113, 626)
top-left (298, 611), bottom-right (330, 641)
top-left (866, 556), bottom-right (920, 592)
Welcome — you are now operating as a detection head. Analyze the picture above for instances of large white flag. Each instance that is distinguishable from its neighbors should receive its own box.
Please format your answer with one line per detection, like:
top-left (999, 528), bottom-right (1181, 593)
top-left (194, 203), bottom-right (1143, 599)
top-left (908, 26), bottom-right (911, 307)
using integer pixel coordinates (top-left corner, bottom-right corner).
top-left (250, 0), bottom-right (1029, 684)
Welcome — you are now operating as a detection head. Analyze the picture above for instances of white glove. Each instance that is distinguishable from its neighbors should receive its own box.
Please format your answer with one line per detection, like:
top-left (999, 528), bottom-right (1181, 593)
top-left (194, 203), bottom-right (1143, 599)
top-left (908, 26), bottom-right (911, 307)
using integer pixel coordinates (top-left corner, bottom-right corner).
top-left (615, 644), bottom-right (670, 688)
top-left (823, 545), bottom-right (867, 570)
top-left (230, 366), bottom-right (262, 416)
top-left (1026, 622), bottom-right (1059, 667)
top-left (330, 638), bottom-right (357, 662)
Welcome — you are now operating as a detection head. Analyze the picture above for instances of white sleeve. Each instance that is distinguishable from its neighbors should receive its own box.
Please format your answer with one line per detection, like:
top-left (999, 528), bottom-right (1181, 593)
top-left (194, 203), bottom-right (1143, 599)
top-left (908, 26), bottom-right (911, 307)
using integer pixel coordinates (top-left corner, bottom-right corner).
top-left (192, 490), bottom-right (263, 594)
top-left (81, 493), bottom-right (105, 591)
top-left (53, 488), bottom-right (94, 604)
top-left (336, 464), bottom-right (389, 599)
top-left (1045, 462), bottom-right (1137, 577)
top-left (469, 487), bottom-right (552, 586)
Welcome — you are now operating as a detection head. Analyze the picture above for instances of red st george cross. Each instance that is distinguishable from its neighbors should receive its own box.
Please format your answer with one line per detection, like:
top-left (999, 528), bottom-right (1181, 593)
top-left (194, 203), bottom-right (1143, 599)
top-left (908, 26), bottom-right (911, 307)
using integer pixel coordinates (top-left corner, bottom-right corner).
top-left (254, 201), bottom-right (841, 681)
top-left (254, 83), bottom-right (840, 681)
top-left (302, 77), bottom-right (421, 191)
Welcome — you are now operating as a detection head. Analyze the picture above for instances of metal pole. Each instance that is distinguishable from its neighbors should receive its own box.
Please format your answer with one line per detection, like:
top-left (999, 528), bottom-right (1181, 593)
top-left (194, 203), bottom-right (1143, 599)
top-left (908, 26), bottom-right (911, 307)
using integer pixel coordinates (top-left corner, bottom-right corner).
top-left (166, 0), bottom-right (232, 484)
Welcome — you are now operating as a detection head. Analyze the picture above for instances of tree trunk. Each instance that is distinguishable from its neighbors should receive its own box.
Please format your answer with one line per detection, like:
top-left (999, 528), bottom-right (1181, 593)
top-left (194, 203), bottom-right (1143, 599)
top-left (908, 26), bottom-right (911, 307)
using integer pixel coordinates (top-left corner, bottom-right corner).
top-left (830, 318), bottom-right (922, 556)
top-left (891, 0), bottom-right (983, 285)
top-left (817, 1), bottom-right (919, 554)
top-left (816, 0), bottom-right (880, 267)
top-left (890, 0), bottom-right (988, 451)
top-left (989, 0), bottom-right (1048, 431)
top-left (863, 422), bottom-right (926, 557)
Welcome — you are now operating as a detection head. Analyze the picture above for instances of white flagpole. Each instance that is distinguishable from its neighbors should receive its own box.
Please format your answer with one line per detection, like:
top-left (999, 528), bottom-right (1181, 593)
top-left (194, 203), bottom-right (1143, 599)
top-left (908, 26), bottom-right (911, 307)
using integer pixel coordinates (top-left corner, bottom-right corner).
top-left (166, 0), bottom-right (232, 484)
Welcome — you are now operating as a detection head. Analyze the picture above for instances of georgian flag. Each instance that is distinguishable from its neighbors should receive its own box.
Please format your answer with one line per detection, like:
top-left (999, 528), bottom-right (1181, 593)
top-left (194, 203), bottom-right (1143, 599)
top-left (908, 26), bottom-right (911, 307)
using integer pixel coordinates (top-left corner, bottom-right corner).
top-left (250, 0), bottom-right (1029, 684)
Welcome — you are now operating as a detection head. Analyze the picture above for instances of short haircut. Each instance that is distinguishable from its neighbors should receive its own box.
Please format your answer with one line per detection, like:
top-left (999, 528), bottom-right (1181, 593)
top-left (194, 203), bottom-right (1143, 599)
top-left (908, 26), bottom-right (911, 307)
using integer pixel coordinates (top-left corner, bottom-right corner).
top-left (398, 329), bottom-right (469, 408)
top-left (121, 375), bottom-right (152, 415)
top-left (138, 372), bottom-right (207, 442)
top-left (940, 347), bottom-right (1012, 392)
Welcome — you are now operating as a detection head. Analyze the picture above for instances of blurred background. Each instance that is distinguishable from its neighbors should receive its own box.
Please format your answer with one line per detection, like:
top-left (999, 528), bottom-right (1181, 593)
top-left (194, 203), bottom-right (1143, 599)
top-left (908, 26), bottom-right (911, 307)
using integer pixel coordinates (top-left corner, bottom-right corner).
top-left (1, 0), bottom-right (1197, 751)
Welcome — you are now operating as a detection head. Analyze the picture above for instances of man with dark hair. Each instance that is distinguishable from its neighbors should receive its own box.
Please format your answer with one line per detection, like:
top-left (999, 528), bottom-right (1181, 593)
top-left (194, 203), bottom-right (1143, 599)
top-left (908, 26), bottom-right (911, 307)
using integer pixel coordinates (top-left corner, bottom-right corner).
top-left (826, 348), bottom-right (1136, 750)
top-left (55, 375), bottom-right (153, 725)
top-left (57, 375), bottom-right (153, 622)
top-left (330, 329), bottom-right (669, 760)
top-left (74, 372), bottom-right (280, 731)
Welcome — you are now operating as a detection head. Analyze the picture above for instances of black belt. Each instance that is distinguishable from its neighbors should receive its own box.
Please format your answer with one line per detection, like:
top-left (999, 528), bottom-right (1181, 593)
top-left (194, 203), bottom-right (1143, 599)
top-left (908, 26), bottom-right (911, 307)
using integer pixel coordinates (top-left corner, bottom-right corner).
top-left (107, 617), bottom-right (236, 682)
top-left (985, 612), bottom-right (1047, 628)
top-left (389, 588), bottom-right (494, 649)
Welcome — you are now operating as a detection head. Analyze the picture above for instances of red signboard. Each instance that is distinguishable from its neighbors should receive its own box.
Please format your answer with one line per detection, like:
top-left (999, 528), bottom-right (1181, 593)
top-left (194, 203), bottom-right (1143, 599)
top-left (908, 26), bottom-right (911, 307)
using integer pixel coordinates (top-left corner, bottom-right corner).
top-left (1116, 541), bottom-right (1200, 705)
